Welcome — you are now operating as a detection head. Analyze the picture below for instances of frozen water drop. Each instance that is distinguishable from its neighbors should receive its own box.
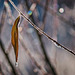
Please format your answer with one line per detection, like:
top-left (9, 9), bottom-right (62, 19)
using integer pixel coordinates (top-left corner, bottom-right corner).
top-left (15, 62), bottom-right (18, 67)
top-left (53, 42), bottom-right (62, 49)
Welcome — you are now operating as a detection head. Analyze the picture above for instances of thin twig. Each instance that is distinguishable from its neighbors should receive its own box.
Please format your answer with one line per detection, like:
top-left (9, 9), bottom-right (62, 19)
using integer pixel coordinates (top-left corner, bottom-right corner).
top-left (9, 0), bottom-right (75, 56)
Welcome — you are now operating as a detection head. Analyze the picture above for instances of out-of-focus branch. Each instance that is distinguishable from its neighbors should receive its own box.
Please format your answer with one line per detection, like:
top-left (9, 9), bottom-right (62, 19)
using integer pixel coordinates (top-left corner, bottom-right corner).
top-left (0, 1), bottom-right (17, 74)
top-left (41, 0), bottom-right (49, 30)
top-left (30, 0), bottom-right (75, 30)
top-left (0, 63), bottom-right (4, 75)
top-left (19, 33), bottom-right (48, 75)
top-left (0, 6), bottom-right (6, 34)
top-left (4, 2), bottom-right (47, 74)
top-left (25, 0), bottom-right (57, 75)
top-left (0, 39), bottom-right (18, 75)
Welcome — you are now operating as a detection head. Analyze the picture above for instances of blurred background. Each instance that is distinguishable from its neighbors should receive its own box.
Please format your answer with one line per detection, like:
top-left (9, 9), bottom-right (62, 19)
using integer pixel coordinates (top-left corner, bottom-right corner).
top-left (0, 0), bottom-right (75, 75)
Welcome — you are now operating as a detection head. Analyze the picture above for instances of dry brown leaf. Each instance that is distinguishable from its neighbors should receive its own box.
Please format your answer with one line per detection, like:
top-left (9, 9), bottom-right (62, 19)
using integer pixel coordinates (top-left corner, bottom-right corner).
top-left (11, 16), bottom-right (20, 63)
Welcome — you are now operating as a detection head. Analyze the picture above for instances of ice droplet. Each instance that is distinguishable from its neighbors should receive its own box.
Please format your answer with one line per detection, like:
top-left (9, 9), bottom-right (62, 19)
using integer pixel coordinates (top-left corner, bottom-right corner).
top-left (15, 62), bottom-right (18, 67)
top-left (53, 42), bottom-right (62, 49)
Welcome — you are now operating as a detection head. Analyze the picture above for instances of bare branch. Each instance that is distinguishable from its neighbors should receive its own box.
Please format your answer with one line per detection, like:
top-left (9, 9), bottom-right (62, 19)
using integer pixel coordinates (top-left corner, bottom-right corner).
top-left (9, 0), bottom-right (75, 56)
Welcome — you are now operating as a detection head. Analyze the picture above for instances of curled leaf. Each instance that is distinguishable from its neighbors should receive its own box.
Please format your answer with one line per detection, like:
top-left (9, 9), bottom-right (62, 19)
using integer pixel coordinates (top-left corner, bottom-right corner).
top-left (11, 16), bottom-right (20, 64)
